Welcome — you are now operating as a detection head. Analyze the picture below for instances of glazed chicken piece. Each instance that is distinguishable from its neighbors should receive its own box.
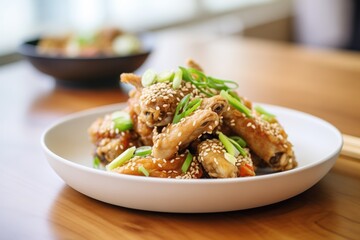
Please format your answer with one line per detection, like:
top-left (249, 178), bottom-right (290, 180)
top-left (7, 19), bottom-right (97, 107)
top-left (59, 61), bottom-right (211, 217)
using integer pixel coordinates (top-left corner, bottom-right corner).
top-left (88, 113), bottom-right (140, 163)
top-left (152, 109), bottom-right (219, 160)
top-left (121, 72), bottom-right (208, 145)
top-left (121, 73), bottom-right (154, 145)
top-left (200, 95), bottom-right (228, 115)
top-left (223, 107), bottom-right (297, 171)
top-left (197, 139), bottom-right (255, 178)
top-left (113, 152), bottom-right (203, 179)
top-left (121, 68), bottom-right (205, 129)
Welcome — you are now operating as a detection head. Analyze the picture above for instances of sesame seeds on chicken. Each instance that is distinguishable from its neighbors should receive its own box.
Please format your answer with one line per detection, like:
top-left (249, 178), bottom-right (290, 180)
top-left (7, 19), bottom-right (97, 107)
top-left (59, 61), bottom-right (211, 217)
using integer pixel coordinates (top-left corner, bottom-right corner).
top-left (88, 59), bottom-right (297, 178)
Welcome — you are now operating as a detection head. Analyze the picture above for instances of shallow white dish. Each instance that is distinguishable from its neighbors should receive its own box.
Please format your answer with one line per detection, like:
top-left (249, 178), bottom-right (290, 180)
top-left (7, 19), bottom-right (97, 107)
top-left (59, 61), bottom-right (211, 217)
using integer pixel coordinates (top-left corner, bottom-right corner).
top-left (42, 103), bottom-right (342, 213)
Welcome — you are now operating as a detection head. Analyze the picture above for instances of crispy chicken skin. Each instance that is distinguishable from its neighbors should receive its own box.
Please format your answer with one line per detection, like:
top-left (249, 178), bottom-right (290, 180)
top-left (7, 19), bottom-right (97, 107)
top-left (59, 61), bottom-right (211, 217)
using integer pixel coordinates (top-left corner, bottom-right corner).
top-left (223, 107), bottom-right (297, 171)
top-left (121, 73), bottom-right (204, 128)
top-left (197, 139), bottom-right (255, 178)
top-left (88, 114), bottom-right (140, 163)
top-left (197, 139), bottom-right (237, 178)
top-left (200, 95), bottom-right (228, 115)
top-left (152, 109), bottom-right (219, 160)
top-left (113, 153), bottom-right (203, 179)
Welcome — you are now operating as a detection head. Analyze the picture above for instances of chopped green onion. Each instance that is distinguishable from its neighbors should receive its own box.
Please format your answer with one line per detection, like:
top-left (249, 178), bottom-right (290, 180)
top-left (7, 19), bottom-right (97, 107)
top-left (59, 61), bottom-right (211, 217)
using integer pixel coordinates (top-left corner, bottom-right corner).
top-left (111, 111), bottom-right (133, 131)
top-left (230, 136), bottom-right (247, 148)
top-left (157, 70), bottom-right (174, 82)
top-left (224, 152), bottom-right (236, 166)
top-left (228, 91), bottom-right (241, 102)
top-left (254, 106), bottom-right (275, 117)
top-left (172, 69), bottom-right (183, 89)
top-left (218, 132), bottom-right (239, 157)
top-left (138, 165), bottom-right (150, 177)
top-left (93, 156), bottom-right (101, 169)
top-left (179, 67), bottom-right (238, 97)
top-left (141, 69), bottom-right (157, 87)
top-left (173, 94), bottom-right (202, 124)
top-left (134, 146), bottom-right (152, 157)
top-left (228, 138), bottom-right (247, 157)
top-left (220, 90), bottom-right (252, 118)
top-left (173, 94), bottom-right (190, 123)
top-left (181, 151), bottom-right (193, 173)
top-left (106, 146), bottom-right (136, 171)
top-left (254, 105), bottom-right (276, 122)
top-left (184, 98), bottom-right (202, 117)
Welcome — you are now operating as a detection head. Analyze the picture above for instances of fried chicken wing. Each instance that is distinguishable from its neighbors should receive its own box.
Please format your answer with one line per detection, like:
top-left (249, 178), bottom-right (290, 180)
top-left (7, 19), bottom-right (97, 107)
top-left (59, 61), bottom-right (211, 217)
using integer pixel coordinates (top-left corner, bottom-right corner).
top-left (223, 107), bottom-right (297, 171)
top-left (113, 153), bottom-right (203, 179)
top-left (197, 139), bottom-right (237, 178)
top-left (197, 139), bottom-right (255, 178)
top-left (88, 113), bottom-right (140, 163)
top-left (152, 109), bottom-right (219, 160)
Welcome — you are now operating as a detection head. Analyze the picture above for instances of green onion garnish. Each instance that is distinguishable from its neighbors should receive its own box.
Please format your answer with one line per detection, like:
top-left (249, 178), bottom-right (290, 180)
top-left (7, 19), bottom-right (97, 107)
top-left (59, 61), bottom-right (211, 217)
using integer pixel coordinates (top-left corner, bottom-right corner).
top-left (93, 156), bottom-right (101, 169)
top-left (230, 136), bottom-right (247, 148)
top-left (179, 67), bottom-right (238, 97)
top-left (106, 146), bottom-right (136, 171)
top-left (172, 69), bottom-right (183, 89)
top-left (228, 138), bottom-right (247, 157)
top-left (111, 111), bottom-right (133, 131)
top-left (134, 146), bottom-right (152, 157)
top-left (181, 151), bottom-right (193, 173)
top-left (138, 165), bottom-right (150, 177)
top-left (254, 105), bottom-right (276, 122)
top-left (218, 132), bottom-right (239, 157)
top-left (157, 70), bottom-right (174, 82)
top-left (172, 94), bottom-right (202, 124)
top-left (141, 69), bottom-right (157, 87)
top-left (220, 90), bottom-right (252, 118)
top-left (228, 91), bottom-right (241, 102)
top-left (224, 152), bottom-right (236, 165)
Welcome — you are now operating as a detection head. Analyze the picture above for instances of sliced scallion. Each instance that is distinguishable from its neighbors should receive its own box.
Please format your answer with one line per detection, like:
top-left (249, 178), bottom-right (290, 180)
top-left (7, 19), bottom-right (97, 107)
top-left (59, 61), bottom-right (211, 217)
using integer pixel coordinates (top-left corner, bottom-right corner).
top-left (224, 152), bottom-right (236, 166)
top-left (181, 151), bottom-right (193, 173)
top-left (228, 138), bottom-right (247, 157)
top-left (218, 132), bottom-right (239, 157)
top-left (106, 146), bottom-right (136, 171)
top-left (183, 98), bottom-right (202, 117)
top-left (228, 91), bottom-right (241, 101)
top-left (93, 156), bottom-right (101, 169)
top-left (138, 165), bottom-right (150, 177)
top-left (111, 111), bottom-right (133, 131)
top-left (230, 136), bottom-right (247, 148)
top-left (220, 90), bottom-right (252, 118)
top-left (172, 69), bottom-right (183, 89)
top-left (157, 70), bottom-right (174, 82)
top-left (141, 69), bottom-right (157, 87)
top-left (179, 67), bottom-right (238, 97)
top-left (134, 146), bottom-right (152, 157)
top-left (173, 94), bottom-right (202, 124)
top-left (254, 105), bottom-right (276, 122)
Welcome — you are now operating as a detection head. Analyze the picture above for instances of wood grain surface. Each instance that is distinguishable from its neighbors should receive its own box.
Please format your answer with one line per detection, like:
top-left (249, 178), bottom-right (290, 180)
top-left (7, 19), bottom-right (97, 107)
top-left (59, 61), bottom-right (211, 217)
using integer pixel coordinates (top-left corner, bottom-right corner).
top-left (0, 33), bottom-right (359, 240)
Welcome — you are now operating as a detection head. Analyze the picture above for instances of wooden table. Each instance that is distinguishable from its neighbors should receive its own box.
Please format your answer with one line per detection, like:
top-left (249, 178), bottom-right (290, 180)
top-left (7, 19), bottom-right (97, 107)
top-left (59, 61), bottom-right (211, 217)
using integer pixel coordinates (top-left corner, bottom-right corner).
top-left (1, 33), bottom-right (359, 239)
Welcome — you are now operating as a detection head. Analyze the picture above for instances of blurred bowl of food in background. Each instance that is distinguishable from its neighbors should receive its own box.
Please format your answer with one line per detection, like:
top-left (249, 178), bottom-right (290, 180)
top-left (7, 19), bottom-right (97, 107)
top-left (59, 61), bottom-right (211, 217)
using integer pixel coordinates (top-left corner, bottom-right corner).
top-left (18, 27), bottom-right (152, 88)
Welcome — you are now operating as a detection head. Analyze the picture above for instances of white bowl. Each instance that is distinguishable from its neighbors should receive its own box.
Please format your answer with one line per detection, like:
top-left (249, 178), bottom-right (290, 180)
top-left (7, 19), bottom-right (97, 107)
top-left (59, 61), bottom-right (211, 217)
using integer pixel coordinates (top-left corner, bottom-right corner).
top-left (41, 103), bottom-right (342, 213)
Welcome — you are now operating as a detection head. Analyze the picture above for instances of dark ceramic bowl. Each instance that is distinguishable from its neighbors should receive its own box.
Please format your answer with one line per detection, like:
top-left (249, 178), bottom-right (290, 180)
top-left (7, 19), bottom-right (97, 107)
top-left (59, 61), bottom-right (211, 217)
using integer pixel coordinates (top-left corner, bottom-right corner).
top-left (18, 36), bottom-right (152, 88)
